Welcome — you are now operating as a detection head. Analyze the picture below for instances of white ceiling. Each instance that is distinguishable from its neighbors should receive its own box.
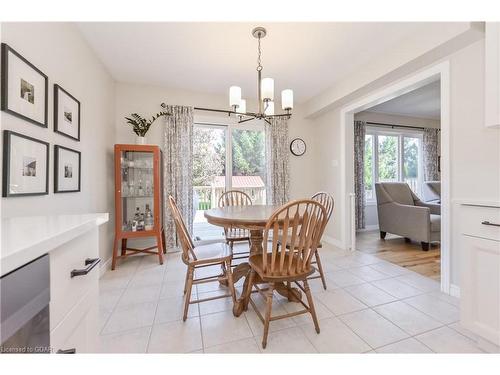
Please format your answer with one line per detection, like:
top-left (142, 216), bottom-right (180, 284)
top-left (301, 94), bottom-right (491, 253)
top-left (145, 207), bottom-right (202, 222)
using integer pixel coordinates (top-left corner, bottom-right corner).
top-left (367, 80), bottom-right (441, 119)
top-left (77, 22), bottom-right (441, 103)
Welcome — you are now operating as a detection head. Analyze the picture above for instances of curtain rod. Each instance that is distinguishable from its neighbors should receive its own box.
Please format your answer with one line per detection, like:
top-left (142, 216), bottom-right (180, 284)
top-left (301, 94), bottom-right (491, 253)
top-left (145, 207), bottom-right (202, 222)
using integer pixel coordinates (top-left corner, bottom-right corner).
top-left (365, 121), bottom-right (441, 132)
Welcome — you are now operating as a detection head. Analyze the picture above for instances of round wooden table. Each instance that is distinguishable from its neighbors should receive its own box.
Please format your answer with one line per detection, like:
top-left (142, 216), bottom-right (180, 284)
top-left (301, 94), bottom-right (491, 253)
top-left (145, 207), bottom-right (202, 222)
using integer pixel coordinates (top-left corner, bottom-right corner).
top-left (204, 205), bottom-right (301, 316)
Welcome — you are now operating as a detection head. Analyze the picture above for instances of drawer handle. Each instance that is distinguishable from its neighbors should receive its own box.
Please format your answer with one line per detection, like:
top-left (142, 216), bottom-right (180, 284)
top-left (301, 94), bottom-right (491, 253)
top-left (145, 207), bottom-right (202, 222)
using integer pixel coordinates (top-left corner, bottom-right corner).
top-left (57, 348), bottom-right (76, 354)
top-left (71, 258), bottom-right (101, 278)
top-left (481, 221), bottom-right (500, 227)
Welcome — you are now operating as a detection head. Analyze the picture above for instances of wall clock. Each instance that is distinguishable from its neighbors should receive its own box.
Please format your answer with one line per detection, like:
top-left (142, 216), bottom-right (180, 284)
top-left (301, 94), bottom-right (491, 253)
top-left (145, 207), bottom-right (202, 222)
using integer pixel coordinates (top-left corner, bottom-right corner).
top-left (290, 138), bottom-right (306, 156)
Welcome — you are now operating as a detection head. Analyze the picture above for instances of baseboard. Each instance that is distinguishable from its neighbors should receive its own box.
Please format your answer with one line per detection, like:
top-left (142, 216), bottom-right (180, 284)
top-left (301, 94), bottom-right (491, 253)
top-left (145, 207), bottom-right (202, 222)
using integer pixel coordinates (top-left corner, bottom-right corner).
top-left (450, 284), bottom-right (461, 298)
top-left (99, 257), bottom-right (112, 277)
top-left (356, 225), bottom-right (379, 232)
top-left (322, 235), bottom-right (347, 250)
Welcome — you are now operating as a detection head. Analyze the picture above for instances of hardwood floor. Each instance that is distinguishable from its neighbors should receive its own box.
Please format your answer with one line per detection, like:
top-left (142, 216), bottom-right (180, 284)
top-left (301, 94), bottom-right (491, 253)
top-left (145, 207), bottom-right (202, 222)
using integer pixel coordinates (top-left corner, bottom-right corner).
top-left (356, 230), bottom-right (441, 281)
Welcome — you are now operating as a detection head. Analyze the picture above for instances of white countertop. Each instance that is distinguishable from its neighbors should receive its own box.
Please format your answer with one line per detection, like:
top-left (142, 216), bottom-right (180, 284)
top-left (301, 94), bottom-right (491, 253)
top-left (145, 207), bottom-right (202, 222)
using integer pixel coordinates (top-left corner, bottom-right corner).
top-left (1, 213), bottom-right (109, 276)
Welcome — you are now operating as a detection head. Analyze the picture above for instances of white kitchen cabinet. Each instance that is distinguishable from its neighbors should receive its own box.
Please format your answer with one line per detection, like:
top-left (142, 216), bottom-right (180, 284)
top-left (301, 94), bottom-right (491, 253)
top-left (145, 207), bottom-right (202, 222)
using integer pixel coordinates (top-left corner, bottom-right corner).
top-left (460, 203), bottom-right (500, 346)
top-left (485, 22), bottom-right (500, 128)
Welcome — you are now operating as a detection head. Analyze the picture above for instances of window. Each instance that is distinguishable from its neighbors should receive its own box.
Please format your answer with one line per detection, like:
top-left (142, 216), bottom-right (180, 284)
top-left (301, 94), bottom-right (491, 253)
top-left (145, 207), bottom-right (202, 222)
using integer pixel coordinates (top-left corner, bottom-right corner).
top-left (364, 127), bottom-right (423, 202)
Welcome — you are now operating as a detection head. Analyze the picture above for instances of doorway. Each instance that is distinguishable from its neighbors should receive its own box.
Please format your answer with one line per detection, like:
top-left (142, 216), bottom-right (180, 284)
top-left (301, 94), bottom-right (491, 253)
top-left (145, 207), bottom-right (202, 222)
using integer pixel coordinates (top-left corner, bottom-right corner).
top-left (339, 62), bottom-right (451, 294)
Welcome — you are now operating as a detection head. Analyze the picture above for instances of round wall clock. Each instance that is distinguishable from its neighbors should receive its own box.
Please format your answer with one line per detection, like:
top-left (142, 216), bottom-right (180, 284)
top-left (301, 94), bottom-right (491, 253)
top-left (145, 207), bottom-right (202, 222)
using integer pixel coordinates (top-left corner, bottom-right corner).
top-left (290, 138), bottom-right (306, 156)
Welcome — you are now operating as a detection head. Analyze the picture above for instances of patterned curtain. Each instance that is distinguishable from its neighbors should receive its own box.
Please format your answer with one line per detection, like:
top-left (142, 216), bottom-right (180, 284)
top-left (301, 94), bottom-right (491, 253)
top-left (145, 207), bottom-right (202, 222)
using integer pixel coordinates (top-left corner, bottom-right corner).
top-left (265, 117), bottom-right (290, 205)
top-left (423, 128), bottom-right (440, 181)
top-left (162, 105), bottom-right (193, 252)
top-left (354, 120), bottom-right (366, 230)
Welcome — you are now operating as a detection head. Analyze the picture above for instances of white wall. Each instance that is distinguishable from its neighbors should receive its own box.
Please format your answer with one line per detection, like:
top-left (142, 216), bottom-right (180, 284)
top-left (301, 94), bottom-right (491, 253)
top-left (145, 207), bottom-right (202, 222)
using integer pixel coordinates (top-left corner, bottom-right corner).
top-left (313, 39), bottom-right (500, 287)
top-left (0, 23), bottom-right (116, 262)
top-left (354, 111), bottom-right (442, 228)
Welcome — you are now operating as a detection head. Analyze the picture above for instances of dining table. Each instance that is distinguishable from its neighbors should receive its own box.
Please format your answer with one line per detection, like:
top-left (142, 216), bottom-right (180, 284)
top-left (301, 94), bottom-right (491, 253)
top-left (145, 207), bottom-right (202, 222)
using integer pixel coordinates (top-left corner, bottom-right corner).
top-left (204, 204), bottom-right (302, 317)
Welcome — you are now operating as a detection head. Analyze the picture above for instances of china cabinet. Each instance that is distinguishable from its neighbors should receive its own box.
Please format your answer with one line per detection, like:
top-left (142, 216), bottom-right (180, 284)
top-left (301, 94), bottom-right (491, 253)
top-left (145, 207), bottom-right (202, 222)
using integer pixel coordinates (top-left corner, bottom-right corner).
top-left (112, 144), bottom-right (165, 269)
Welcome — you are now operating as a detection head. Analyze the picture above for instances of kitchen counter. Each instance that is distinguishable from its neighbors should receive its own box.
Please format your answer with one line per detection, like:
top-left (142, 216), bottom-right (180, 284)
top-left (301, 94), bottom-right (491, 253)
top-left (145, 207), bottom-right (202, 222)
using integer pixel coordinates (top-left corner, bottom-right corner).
top-left (1, 213), bottom-right (109, 277)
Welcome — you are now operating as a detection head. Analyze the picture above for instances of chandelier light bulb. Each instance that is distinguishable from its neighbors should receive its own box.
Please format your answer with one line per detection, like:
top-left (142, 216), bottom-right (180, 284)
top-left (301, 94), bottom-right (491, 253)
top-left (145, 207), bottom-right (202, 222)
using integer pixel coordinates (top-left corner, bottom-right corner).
top-left (238, 99), bottom-right (246, 114)
top-left (261, 78), bottom-right (274, 101)
top-left (281, 89), bottom-right (294, 110)
top-left (264, 101), bottom-right (275, 116)
top-left (229, 86), bottom-right (241, 108)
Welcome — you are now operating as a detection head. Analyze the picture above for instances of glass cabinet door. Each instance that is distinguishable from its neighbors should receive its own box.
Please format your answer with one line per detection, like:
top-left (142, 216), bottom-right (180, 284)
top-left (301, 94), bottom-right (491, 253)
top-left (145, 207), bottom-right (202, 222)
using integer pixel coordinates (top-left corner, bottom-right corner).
top-left (120, 150), bottom-right (155, 232)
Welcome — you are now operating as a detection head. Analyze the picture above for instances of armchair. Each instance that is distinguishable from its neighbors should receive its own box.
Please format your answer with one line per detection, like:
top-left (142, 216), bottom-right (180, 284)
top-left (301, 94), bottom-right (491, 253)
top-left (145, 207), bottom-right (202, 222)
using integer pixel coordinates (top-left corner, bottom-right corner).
top-left (375, 182), bottom-right (440, 251)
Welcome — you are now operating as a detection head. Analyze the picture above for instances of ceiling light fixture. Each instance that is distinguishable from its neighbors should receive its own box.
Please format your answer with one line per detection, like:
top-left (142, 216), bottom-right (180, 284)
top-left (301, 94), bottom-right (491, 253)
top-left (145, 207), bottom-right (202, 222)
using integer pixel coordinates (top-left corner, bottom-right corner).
top-left (161, 26), bottom-right (293, 124)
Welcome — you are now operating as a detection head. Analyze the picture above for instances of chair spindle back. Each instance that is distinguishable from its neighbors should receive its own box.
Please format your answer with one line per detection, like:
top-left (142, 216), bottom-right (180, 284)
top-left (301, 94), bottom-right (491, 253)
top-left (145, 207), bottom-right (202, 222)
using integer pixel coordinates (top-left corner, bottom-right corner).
top-left (218, 190), bottom-right (253, 208)
top-left (262, 199), bottom-right (327, 276)
top-left (168, 195), bottom-right (196, 263)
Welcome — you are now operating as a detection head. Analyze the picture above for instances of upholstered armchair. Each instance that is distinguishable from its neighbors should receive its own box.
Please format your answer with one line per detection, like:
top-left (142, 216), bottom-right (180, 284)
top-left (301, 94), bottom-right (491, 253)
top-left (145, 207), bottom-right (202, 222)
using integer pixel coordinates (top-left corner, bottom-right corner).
top-left (375, 182), bottom-right (441, 251)
top-left (422, 181), bottom-right (441, 203)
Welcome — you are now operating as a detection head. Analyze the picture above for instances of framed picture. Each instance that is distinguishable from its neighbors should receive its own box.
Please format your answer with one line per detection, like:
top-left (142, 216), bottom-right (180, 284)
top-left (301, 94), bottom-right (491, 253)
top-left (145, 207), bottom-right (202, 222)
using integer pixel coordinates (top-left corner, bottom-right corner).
top-left (54, 145), bottom-right (81, 193)
top-left (2, 130), bottom-right (49, 197)
top-left (1, 43), bottom-right (48, 128)
top-left (54, 84), bottom-right (80, 141)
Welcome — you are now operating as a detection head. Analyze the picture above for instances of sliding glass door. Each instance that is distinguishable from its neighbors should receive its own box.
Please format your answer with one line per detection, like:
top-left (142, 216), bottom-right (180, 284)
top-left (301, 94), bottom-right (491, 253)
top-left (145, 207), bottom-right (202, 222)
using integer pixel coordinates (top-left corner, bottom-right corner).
top-left (192, 123), bottom-right (266, 242)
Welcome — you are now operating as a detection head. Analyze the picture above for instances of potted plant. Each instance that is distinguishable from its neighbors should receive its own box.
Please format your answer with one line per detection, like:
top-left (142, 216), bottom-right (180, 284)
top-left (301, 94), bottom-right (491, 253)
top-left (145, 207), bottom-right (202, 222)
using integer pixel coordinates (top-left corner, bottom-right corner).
top-left (125, 111), bottom-right (169, 144)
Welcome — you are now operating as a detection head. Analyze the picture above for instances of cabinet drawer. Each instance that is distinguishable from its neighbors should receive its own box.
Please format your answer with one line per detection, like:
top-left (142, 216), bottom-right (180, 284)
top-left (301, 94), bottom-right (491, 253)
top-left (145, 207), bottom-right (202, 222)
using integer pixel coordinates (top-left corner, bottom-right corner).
top-left (51, 283), bottom-right (98, 353)
top-left (460, 205), bottom-right (500, 241)
top-left (50, 228), bottom-right (100, 329)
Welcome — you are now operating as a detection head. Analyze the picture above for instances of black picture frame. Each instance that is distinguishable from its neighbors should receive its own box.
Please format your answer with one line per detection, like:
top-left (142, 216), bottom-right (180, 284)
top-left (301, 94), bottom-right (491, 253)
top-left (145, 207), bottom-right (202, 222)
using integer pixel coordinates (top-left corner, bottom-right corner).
top-left (1, 43), bottom-right (48, 128)
top-left (54, 84), bottom-right (81, 141)
top-left (2, 130), bottom-right (49, 197)
top-left (54, 145), bottom-right (81, 193)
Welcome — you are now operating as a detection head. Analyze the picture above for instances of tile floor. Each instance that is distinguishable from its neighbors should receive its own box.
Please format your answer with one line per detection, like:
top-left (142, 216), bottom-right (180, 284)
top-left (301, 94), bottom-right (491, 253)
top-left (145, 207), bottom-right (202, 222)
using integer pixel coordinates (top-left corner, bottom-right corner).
top-left (98, 243), bottom-right (499, 354)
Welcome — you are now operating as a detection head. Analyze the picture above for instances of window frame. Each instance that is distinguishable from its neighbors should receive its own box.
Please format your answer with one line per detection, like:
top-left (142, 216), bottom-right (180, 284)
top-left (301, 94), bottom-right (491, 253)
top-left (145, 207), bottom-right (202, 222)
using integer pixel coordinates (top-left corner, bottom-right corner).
top-left (364, 126), bottom-right (424, 204)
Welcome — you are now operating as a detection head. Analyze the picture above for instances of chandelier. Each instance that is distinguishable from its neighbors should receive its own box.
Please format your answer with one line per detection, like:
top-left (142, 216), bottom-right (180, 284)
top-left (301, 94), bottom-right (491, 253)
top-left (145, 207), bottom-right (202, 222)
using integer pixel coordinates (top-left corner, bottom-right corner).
top-left (228, 27), bottom-right (293, 124)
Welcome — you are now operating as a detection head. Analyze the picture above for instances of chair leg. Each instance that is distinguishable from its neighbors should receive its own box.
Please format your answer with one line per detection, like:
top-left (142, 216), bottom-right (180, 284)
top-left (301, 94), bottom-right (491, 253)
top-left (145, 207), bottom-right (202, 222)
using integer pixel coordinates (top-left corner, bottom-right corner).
top-left (421, 242), bottom-right (430, 251)
top-left (262, 283), bottom-right (274, 349)
top-left (183, 266), bottom-right (194, 321)
top-left (314, 250), bottom-right (327, 290)
top-left (121, 238), bottom-right (127, 256)
top-left (225, 260), bottom-right (237, 303)
top-left (156, 234), bottom-right (164, 265)
top-left (303, 279), bottom-right (320, 334)
top-left (380, 231), bottom-right (387, 239)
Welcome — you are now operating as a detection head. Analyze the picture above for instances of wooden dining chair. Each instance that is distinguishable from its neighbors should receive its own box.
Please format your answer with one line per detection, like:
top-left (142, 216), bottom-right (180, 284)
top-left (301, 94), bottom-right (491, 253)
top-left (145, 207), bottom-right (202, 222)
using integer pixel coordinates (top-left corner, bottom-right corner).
top-left (168, 195), bottom-right (236, 321)
top-left (309, 192), bottom-right (334, 289)
top-left (242, 199), bottom-right (327, 349)
top-left (218, 190), bottom-right (252, 261)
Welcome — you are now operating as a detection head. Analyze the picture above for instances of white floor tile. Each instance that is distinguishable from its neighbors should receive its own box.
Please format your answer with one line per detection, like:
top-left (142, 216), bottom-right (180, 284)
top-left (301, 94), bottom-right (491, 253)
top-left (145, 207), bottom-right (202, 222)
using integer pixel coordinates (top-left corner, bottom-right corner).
top-left (160, 280), bottom-right (196, 299)
top-left (371, 278), bottom-right (424, 299)
top-left (200, 310), bottom-right (253, 348)
top-left (403, 294), bottom-right (459, 324)
top-left (348, 266), bottom-right (392, 282)
top-left (376, 338), bottom-right (433, 353)
top-left (329, 256), bottom-right (366, 270)
top-left (344, 283), bottom-right (397, 307)
top-left (339, 309), bottom-right (409, 349)
top-left (396, 273), bottom-right (440, 292)
top-left (117, 284), bottom-right (161, 307)
top-left (155, 295), bottom-right (198, 324)
top-left (369, 262), bottom-right (411, 277)
top-left (99, 288), bottom-right (125, 311)
top-left (129, 267), bottom-right (165, 287)
top-left (326, 270), bottom-right (366, 287)
top-left (282, 298), bottom-right (334, 325)
top-left (147, 318), bottom-right (203, 353)
top-left (448, 323), bottom-right (500, 353)
top-left (204, 337), bottom-right (260, 353)
top-left (315, 289), bottom-right (367, 316)
top-left (102, 301), bottom-right (157, 334)
top-left (99, 326), bottom-right (151, 353)
top-left (415, 326), bottom-right (484, 353)
top-left (427, 291), bottom-right (460, 307)
top-left (374, 301), bottom-right (443, 336)
top-left (300, 317), bottom-right (371, 353)
top-left (198, 290), bottom-right (235, 316)
top-left (259, 326), bottom-right (317, 353)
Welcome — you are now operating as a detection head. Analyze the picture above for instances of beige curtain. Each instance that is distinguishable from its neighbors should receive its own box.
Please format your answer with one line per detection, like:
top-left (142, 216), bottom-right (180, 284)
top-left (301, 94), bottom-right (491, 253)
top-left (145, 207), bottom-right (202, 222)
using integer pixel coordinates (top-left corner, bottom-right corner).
top-left (423, 128), bottom-right (440, 181)
top-left (163, 105), bottom-right (193, 252)
top-left (265, 117), bottom-right (290, 205)
top-left (354, 120), bottom-right (366, 230)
